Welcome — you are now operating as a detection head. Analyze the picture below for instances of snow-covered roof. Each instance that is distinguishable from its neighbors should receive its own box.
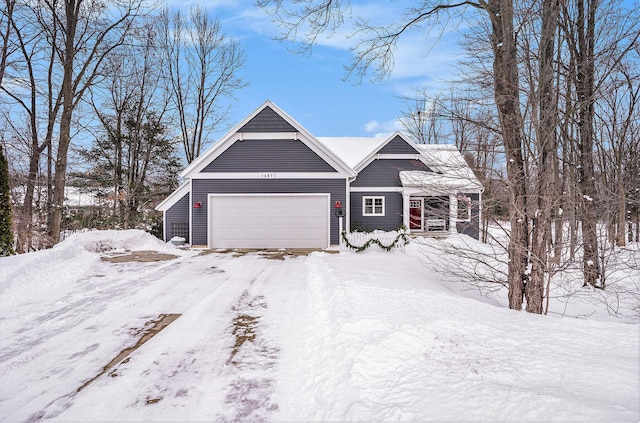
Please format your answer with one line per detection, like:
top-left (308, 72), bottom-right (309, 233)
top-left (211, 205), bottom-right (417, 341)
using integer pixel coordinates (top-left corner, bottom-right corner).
top-left (315, 137), bottom-right (387, 169)
top-left (410, 144), bottom-right (483, 192)
top-left (399, 171), bottom-right (482, 193)
top-left (317, 137), bottom-right (482, 192)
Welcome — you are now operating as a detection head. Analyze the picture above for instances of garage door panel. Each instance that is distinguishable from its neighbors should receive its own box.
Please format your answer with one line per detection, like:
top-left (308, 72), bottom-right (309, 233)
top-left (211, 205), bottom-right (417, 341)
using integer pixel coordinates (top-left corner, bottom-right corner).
top-left (209, 194), bottom-right (329, 248)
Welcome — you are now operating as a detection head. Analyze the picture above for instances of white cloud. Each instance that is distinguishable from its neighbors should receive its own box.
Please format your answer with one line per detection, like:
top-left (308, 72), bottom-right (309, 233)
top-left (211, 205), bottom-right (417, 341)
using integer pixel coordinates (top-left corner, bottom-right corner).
top-left (363, 118), bottom-right (404, 138)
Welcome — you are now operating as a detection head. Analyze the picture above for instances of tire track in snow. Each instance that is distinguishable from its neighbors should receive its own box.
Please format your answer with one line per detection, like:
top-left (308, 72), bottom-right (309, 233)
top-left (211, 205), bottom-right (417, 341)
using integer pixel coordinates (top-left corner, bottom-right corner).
top-left (50, 253), bottom-right (287, 421)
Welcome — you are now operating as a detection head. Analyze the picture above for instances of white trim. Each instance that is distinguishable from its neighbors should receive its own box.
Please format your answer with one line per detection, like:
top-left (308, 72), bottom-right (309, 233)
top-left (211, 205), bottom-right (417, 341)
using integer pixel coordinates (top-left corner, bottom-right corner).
top-left (362, 196), bottom-right (385, 217)
top-left (155, 181), bottom-right (190, 212)
top-left (350, 186), bottom-right (404, 192)
top-left (237, 132), bottom-right (299, 140)
top-left (181, 101), bottom-right (356, 179)
top-left (207, 193), bottom-right (330, 198)
top-left (162, 210), bottom-right (167, 241)
top-left (376, 154), bottom-right (423, 160)
top-left (207, 193), bottom-right (331, 249)
top-left (189, 180), bottom-right (193, 246)
top-left (345, 178), bottom-right (351, 233)
top-left (191, 172), bottom-right (347, 179)
top-left (402, 193), bottom-right (410, 231)
top-left (449, 193), bottom-right (458, 234)
top-left (354, 132), bottom-right (422, 172)
top-left (478, 192), bottom-right (483, 232)
top-left (409, 197), bottom-right (425, 232)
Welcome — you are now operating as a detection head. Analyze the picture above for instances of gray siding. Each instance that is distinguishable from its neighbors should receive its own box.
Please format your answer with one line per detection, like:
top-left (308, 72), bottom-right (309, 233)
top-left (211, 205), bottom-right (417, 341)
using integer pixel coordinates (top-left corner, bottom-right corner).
top-left (456, 192), bottom-right (481, 240)
top-left (350, 192), bottom-right (403, 232)
top-left (201, 139), bottom-right (337, 173)
top-left (352, 159), bottom-right (431, 187)
top-left (165, 193), bottom-right (190, 243)
top-left (378, 135), bottom-right (419, 154)
top-left (191, 179), bottom-right (347, 245)
top-left (238, 106), bottom-right (298, 132)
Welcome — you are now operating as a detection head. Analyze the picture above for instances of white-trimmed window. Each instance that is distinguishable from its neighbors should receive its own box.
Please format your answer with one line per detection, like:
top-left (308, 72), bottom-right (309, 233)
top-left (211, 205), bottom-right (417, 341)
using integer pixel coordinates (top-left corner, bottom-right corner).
top-left (363, 196), bottom-right (385, 216)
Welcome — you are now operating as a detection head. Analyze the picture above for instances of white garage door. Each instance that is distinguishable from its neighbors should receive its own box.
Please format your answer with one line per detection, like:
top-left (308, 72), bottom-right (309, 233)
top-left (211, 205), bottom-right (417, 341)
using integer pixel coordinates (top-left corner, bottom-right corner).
top-left (208, 194), bottom-right (330, 248)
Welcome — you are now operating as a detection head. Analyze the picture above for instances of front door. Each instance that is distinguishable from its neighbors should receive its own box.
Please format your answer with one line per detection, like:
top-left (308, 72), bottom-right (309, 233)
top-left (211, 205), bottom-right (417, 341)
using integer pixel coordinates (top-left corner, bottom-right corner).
top-left (409, 198), bottom-right (423, 231)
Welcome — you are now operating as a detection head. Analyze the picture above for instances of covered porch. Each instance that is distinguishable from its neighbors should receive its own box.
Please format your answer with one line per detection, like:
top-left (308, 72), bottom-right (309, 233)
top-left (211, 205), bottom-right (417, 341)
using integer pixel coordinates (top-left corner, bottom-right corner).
top-left (399, 170), bottom-right (482, 237)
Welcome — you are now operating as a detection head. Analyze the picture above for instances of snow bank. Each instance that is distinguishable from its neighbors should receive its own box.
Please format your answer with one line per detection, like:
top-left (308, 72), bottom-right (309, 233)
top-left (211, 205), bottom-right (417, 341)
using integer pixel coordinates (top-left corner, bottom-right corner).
top-left (64, 229), bottom-right (179, 254)
top-left (0, 230), bottom-right (185, 308)
top-left (0, 231), bottom-right (637, 421)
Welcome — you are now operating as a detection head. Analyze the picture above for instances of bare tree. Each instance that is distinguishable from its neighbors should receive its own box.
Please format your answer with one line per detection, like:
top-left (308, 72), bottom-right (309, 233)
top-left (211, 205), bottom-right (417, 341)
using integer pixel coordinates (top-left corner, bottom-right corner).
top-left (400, 90), bottom-right (445, 145)
top-left (159, 6), bottom-right (246, 164)
top-left (259, 0), bottom-right (531, 310)
top-left (559, 0), bottom-right (639, 288)
top-left (528, 0), bottom-right (560, 313)
top-left (37, 0), bottom-right (149, 244)
top-left (1, 0), bottom-right (63, 251)
top-left (86, 19), bottom-right (178, 229)
top-left (0, 0), bottom-right (16, 85)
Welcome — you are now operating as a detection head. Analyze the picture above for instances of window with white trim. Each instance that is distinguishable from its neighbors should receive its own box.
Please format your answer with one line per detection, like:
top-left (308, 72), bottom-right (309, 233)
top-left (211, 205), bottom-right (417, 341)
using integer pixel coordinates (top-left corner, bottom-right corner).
top-left (363, 196), bottom-right (385, 216)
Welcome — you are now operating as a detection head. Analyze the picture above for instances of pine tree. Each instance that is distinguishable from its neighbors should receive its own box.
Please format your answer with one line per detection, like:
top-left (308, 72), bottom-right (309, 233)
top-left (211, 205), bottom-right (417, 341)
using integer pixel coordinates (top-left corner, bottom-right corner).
top-left (0, 144), bottom-right (15, 256)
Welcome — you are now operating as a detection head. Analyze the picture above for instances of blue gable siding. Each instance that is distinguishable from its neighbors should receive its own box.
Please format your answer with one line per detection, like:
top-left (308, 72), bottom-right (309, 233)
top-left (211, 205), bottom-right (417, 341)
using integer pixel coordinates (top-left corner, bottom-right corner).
top-left (201, 139), bottom-right (337, 173)
top-left (378, 135), bottom-right (419, 154)
top-left (165, 193), bottom-right (190, 243)
top-left (350, 192), bottom-right (403, 232)
top-left (191, 179), bottom-right (346, 245)
top-left (238, 106), bottom-right (298, 132)
top-left (352, 159), bottom-right (431, 187)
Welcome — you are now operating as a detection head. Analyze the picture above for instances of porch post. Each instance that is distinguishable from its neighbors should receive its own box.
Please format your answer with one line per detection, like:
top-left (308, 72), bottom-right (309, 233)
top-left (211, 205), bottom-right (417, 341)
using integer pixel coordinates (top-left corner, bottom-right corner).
top-left (449, 193), bottom-right (458, 234)
top-left (402, 192), bottom-right (411, 233)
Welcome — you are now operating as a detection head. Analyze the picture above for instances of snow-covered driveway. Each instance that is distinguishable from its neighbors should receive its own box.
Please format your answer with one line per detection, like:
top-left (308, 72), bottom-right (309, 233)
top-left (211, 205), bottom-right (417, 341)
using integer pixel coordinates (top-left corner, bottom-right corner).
top-left (0, 230), bottom-right (638, 421)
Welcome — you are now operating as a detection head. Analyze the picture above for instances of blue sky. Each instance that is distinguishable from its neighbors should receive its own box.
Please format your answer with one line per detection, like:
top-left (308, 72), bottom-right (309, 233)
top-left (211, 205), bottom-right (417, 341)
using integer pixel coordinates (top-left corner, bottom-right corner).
top-left (162, 0), bottom-right (467, 138)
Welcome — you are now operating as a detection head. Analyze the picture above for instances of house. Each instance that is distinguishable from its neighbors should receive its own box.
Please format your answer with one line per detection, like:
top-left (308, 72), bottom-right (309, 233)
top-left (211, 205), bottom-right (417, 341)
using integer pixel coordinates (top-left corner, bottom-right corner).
top-left (155, 100), bottom-right (484, 248)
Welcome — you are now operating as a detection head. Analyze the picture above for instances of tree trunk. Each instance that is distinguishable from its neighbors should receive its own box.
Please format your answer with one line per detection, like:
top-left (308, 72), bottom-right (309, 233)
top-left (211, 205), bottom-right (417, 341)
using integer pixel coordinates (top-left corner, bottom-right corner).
top-left (49, 0), bottom-right (78, 244)
top-left (528, 0), bottom-right (559, 314)
top-left (574, 0), bottom-right (601, 288)
top-left (486, 0), bottom-right (529, 310)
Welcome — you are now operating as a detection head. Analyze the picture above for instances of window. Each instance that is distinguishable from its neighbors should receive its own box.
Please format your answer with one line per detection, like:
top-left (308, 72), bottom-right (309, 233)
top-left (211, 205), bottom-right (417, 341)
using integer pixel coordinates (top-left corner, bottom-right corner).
top-left (363, 196), bottom-right (385, 216)
top-left (457, 194), bottom-right (472, 222)
top-left (363, 196), bottom-right (384, 216)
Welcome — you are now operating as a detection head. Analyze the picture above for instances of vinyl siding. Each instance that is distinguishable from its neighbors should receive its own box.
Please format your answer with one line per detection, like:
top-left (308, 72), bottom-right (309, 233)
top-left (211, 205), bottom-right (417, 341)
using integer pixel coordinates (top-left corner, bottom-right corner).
top-left (352, 159), bottom-right (431, 187)
top-left (238, 106), bottom-right (298, 132)
top-left (200, 139), bottom-right (337, 173)
top-left (165, 193), bottom-right (190, 243)
top-left (456, 192), bottom-right (481, 240)
top-left (378, 135), bottom-right (419, 154)
top-left (350, 192), bottom-right (403, 232)
top-left (191, 179), bottom-right (347, 245)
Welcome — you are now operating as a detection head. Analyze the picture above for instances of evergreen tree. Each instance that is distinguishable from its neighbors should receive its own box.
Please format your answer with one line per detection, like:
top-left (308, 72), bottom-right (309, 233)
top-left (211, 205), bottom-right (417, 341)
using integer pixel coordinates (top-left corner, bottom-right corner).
top-left (0, 144), bottom-right (15, 256)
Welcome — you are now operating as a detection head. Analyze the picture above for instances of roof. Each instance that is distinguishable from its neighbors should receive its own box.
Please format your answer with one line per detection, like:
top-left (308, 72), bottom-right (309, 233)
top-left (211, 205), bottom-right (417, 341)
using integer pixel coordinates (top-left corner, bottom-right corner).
top-left (181, 100), bottom-right (356, 179)
top-left (402, 144), bottom-right (483, 192)
top-left (318, 137), bottom-right (483, 192)
top-left (399, 171), bottom-right (482, 193)
top-left (315, 137), bottom-right (387, 169)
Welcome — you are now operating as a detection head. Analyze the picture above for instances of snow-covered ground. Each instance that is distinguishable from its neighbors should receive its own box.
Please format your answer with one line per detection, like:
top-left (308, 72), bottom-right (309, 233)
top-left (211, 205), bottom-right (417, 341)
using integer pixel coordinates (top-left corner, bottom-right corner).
top-left (0, 230), bottom-right (638, 421)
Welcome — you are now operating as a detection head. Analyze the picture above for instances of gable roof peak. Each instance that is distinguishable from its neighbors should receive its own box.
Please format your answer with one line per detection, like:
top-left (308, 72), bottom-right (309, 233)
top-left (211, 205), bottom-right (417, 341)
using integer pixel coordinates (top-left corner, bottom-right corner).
top-left (180, 100), bottom-right (356, 178)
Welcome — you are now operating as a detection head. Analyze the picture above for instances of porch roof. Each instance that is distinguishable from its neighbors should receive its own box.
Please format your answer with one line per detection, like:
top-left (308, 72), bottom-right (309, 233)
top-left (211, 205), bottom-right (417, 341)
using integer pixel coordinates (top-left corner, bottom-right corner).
top-left (399, 171), bottom-right (483, 193)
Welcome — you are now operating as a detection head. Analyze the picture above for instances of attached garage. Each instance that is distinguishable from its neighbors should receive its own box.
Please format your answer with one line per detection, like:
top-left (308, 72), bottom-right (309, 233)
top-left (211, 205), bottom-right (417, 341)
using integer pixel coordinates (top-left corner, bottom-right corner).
top-left (208, 194), bottom-right (330, 248)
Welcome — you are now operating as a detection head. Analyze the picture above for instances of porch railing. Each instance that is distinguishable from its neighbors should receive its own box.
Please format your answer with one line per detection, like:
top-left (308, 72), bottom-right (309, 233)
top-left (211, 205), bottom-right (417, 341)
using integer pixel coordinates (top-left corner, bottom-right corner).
top-left (341, 229), bottom-right (408, 252)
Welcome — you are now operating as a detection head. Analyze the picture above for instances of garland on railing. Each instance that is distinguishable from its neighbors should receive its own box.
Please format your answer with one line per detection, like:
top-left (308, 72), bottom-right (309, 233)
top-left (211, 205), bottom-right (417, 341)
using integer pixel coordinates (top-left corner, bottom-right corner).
top-left (341, 228), bottom-right (409, 253)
